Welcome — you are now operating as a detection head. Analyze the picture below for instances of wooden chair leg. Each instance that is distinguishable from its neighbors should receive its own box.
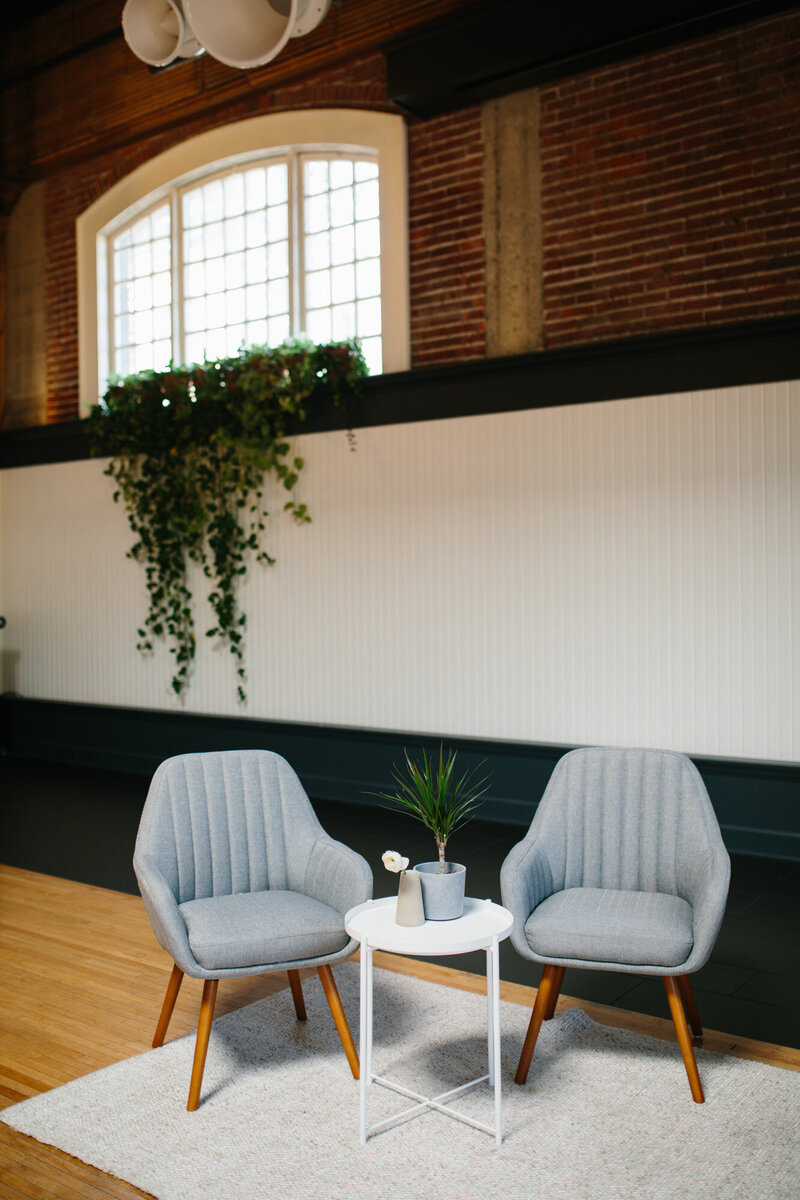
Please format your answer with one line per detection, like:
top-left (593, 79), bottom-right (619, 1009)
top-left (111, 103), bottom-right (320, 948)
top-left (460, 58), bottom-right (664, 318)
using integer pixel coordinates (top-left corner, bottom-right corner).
top-left (317, 964), bottom-right (359, 1079)
top-left (676, 974), bottom-right (703, 1038)
top-left (663, 976), bottom-right (704, 1103)
top-left (515, 964), bottom-right (561, 1085)
top-left (187, 979), bottom-right (219, 1111)
top-left (288, 969), bottom-right (307, 1021)
top-left (153, 963), bottom-right (184, 1048)
top-left (543, 965), bottom-right (565, 1020)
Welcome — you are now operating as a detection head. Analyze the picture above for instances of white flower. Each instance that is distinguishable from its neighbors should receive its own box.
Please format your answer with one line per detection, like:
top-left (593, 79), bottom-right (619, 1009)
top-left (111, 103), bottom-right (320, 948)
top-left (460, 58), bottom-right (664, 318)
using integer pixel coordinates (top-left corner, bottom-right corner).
top-left (382, 850), bottom-right (409, 874)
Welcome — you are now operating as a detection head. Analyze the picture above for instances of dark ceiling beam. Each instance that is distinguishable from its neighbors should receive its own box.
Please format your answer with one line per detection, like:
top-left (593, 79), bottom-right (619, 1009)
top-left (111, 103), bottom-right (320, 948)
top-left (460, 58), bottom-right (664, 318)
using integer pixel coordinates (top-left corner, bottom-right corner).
top-left (382, 0), bottom-right (800, 117)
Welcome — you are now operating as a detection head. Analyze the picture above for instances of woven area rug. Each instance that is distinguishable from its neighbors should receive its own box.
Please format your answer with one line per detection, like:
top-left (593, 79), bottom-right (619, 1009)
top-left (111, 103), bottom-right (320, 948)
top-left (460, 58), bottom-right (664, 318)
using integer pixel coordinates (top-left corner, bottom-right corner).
top-left (3, 964), bottom-right (798, 1200)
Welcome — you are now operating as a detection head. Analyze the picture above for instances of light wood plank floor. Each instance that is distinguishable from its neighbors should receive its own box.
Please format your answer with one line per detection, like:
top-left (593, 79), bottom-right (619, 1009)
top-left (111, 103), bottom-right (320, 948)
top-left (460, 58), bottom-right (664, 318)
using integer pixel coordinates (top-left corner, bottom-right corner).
top-left (1, 865), bottom-right (798, 1199)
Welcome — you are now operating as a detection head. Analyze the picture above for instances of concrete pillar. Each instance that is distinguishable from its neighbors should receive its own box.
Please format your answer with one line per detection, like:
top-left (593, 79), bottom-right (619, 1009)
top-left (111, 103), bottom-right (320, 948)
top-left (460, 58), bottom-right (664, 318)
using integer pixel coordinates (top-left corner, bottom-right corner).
top-left (4, 182), bottom-right (47, 429)
top-left (482, 88), bottom-right (544, 356)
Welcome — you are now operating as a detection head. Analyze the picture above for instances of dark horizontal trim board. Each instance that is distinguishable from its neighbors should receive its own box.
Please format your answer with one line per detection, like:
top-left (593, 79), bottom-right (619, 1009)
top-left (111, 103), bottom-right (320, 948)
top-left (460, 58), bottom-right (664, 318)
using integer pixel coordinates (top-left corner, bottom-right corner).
top-left (383, 0), bottom-right (798, 117)
top-left (2, 695), bottom-right (798, 861)
top-left (2, 316), bottom-right (798, 469)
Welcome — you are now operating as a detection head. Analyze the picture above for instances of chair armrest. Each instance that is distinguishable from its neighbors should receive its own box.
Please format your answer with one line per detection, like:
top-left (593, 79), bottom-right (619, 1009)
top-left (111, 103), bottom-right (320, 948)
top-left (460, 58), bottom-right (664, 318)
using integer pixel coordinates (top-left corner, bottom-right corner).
top-left (133, 851), bottom-right (199, 975)
top-left (500, 838), bottom-right (555, 963)
top-left (302, 835), bottom-right (373, 915)
top-left (678, 844), bottom-right (731, 973)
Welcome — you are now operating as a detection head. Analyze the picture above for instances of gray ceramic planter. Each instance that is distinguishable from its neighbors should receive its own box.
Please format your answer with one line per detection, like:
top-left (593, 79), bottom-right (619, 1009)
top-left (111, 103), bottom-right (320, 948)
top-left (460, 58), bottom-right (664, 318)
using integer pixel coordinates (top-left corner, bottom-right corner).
top-left (414, 861), bottom-right (466, 920)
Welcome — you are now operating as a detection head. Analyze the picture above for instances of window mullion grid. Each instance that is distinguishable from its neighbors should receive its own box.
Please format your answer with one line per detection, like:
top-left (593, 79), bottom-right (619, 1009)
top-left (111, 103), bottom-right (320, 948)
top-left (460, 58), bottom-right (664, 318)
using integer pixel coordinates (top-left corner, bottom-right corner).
top-left (172, 186), bottom-right (185, 368)
top-left (291, 149), bottom-right (304, 341)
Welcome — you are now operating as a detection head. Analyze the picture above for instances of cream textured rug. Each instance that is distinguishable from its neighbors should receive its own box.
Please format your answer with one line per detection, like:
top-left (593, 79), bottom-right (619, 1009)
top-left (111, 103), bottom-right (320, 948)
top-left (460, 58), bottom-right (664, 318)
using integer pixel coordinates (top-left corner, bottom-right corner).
top-left (3, 964), bottom-right (798, 1200)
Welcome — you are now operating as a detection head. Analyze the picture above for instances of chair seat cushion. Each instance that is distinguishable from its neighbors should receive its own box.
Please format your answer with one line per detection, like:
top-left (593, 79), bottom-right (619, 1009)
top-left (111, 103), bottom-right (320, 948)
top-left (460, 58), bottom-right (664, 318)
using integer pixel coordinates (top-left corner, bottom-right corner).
top-left (179, 889), bottom-right (349, 970)
top-left (524, 887), bottom-right (694, 968)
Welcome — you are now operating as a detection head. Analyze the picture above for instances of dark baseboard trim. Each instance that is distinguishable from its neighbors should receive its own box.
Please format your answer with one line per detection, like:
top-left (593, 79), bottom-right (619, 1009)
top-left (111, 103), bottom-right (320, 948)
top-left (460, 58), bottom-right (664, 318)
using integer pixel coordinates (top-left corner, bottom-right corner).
top-left (2, 316), bottom-right (798, 469)
top-left (2, 695), bottom-right (798, 861)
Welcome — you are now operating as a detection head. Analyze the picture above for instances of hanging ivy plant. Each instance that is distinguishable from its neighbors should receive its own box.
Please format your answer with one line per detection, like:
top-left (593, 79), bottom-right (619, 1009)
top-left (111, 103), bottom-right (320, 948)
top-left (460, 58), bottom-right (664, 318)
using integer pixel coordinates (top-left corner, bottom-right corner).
top-left (87, 338), bottom-right (367, 702)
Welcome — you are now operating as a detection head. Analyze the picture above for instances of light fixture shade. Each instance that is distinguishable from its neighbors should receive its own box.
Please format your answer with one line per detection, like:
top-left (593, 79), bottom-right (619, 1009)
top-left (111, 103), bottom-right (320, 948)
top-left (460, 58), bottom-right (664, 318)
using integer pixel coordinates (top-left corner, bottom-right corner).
top-left (122, 0), bottom-right (203, 67)
top-left (291, 0), bottom-right (332, 38)
top-left (182, 0), bottom-right (313, 69)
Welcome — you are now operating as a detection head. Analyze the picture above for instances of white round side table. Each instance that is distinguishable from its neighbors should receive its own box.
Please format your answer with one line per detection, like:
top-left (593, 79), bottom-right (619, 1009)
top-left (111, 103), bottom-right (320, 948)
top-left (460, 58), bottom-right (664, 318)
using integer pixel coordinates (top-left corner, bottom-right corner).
top-left (345, 895), bottom-right (514, 1146)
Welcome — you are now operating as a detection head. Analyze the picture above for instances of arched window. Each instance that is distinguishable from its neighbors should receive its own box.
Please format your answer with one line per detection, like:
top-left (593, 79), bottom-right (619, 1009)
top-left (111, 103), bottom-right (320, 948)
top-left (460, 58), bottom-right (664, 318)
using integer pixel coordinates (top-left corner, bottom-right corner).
top-left (78, 110), bottom-right (409, 412)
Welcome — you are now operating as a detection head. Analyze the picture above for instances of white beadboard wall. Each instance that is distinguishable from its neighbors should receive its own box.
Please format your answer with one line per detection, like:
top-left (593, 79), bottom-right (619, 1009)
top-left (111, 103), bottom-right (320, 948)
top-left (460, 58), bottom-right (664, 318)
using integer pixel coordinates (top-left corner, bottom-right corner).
top-left (0, 380), bottom-right (798, 763)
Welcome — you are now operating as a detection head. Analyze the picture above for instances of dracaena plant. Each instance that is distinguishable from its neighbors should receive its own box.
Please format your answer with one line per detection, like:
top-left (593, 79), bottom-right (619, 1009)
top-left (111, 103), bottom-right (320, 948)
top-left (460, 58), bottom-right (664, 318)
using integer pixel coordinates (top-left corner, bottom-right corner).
top-left (371, 745), bottom-right (491, 872)
top-left (87, 338), bottom-right (367, 702)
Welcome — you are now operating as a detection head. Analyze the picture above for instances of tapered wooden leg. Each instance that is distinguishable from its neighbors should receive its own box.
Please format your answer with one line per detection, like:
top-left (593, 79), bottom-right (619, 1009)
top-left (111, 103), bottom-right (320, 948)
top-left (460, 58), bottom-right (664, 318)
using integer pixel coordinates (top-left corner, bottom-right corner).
top-left (153, 964), bottom-right (184, 1048)
top-left (543, 966), bottom-right (565, 1020)
top-left (317, 965), bottom-right (359, 1079)
top-left (663, 976), bottom-right (704, 1103)
top-left (187, 979), bottom-right (219, 1111)
top-left (288, 969), bottom-right (307, 1021)
top-left (676, 974), bottom-right (703, 1038)
top-left (515, 965), bottom-right (561, 1085)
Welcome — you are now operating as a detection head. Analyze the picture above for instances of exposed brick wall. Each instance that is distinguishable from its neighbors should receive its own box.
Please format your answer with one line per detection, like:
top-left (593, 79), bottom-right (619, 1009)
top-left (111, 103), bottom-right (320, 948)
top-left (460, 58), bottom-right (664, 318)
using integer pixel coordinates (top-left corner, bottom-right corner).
top-left (408, 107), bottom-right (486, 367)
top-left (40, 54), bottom-right (482, 421)
top-left (540, 11), bottom-right (800, 347)
top-left (28, 10), bottom-right (800, 423)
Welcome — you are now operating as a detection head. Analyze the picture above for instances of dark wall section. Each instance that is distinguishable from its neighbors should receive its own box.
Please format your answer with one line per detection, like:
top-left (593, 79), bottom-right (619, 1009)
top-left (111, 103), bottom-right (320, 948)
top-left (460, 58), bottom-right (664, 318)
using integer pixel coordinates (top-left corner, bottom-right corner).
top-left (2, 694), bottom-right (798, 861)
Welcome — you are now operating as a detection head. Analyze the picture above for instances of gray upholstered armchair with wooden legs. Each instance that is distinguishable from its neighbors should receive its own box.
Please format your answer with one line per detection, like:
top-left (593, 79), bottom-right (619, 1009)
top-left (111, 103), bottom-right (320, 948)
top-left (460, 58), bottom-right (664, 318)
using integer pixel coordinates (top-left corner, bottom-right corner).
top-left (500, 747), bottom-right (730, 1103)
top-left (133, 749), bottom-right (372, 1110)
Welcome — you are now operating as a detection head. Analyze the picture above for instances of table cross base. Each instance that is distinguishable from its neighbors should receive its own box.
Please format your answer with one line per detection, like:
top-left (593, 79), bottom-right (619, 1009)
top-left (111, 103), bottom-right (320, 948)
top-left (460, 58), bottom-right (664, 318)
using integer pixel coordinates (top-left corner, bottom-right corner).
top-left (365, 1072), bottom-right (500, 1142)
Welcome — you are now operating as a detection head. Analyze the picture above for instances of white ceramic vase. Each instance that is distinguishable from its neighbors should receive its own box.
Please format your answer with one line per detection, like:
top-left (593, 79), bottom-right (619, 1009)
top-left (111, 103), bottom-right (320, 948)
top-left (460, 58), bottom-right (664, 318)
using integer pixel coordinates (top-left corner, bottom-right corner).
top-left (395, 869), bottom-right (425, 926)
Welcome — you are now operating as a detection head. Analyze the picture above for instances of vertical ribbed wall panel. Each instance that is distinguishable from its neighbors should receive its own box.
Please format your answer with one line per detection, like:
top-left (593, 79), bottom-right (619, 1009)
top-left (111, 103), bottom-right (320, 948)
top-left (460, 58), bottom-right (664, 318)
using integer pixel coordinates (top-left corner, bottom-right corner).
top-left (0, 381), bottom-right (797, 762)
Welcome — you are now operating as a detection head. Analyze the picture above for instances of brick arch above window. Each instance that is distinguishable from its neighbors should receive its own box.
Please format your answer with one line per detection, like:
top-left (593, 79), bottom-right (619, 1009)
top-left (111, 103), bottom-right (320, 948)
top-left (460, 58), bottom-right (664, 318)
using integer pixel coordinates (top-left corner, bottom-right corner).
top-left (77, 109), bottom-right (409, 414)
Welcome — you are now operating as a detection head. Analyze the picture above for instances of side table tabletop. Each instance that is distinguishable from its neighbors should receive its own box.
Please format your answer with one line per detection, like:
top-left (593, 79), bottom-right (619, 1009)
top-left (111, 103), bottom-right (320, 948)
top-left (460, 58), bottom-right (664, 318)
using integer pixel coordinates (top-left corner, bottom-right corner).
top-left (344, 895), bottom-right (514, 1146)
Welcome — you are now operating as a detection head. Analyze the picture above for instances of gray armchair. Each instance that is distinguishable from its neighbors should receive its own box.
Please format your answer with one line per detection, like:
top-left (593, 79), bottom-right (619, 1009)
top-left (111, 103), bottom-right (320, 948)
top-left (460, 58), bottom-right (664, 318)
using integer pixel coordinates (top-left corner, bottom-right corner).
top-left (500, 747), bottom-right (730, 1102)
top-left (134, 749), bottom-right (372, 1109)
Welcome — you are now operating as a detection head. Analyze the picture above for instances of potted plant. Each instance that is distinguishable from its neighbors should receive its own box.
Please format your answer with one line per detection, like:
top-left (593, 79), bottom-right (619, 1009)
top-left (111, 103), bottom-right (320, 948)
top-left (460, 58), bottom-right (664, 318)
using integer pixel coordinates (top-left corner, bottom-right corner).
top-left (372, 745), bottom-right (490, 920)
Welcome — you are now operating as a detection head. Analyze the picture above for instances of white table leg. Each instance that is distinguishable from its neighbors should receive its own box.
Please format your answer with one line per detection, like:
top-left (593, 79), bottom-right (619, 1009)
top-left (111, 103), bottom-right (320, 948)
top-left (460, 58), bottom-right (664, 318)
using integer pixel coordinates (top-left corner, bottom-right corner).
top-left (486, 944), bottom-right (495, 1087)
top-left (359, 942), bottom-right (370, 1144)
top-left (489, 934), bottom-right (503, 1145)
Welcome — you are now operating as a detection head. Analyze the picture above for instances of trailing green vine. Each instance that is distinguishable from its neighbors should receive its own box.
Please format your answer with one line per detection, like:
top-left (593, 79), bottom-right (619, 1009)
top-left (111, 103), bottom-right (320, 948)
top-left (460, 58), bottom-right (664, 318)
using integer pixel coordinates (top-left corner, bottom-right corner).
top-left (87, 339), bottom-right (367, 702)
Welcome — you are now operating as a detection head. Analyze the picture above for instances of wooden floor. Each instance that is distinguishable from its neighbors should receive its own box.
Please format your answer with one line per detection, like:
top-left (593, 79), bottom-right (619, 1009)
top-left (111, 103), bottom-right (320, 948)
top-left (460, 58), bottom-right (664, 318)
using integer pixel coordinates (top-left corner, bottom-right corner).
top-left (1, 866), bottom-right (798, 1200)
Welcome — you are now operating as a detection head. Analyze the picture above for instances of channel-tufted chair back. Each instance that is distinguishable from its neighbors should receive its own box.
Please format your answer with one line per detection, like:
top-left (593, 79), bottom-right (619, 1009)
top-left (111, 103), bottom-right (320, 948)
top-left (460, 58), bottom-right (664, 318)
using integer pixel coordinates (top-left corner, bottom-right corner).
top-left (528, 746), bottom-right (726, 899)
top-left (136, 748), bottom-right (324, 904)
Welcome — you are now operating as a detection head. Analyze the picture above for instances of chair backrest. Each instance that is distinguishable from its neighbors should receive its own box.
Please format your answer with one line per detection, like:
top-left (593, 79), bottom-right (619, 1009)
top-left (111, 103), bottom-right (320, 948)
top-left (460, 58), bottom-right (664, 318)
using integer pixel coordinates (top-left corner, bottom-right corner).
top-left (134, 749), bottom-right (324, 904)
top-left (529, 747), bottom-right (726, 896)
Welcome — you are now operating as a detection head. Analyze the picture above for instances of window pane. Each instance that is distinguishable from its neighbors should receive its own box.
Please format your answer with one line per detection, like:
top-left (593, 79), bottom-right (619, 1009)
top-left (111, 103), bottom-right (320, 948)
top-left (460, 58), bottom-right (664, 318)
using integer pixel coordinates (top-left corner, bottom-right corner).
top-left (224, 216), bottom-right (246, 254)
top-left (330, 188), bottom-right (354, 228)
top-left (356, 258), bottom-right (380, 298)
top-left (246, 246), bottom-right (268, 283)
top-left (268, 313), bottom-right (290, 345)
top-left (305, 231), bottom-right (330, 272)
top-left (330, 226), bottom-right (354, 265)
top-left (306, 270), bottom-right (331, 310)
top-left (267, 278), bottom-right (289, 315)
top-left (304, 160), bottom-right (328, 196)
top-left (305, 194), bottom-right (329, 234)
top-left (224, 173), bottom-right (245, 216)
top-left (267, 241), bottom-right (289, 279)
top-left (356, 297), bottom-right (381, 337)
top-left (246, 285), bottom-right (267, 321)
top-left (203, 179), bottom-right (224, 223)
top-left (306, 309), bottom-right (331, 342)
top-left (355, 179), bottom-right (380, 221)
top-left (225, 253), bottom-right (246, 290)
top-left (245, 167), bottom-right (267, 210)
top-left (267, 164), bottom-right (288, 205)
top-left (355, 219), bottom-right (381, 259)
top-left (330, 160), bottom-right (353, 188)
top-left (331, 263), bottom-right (355, 304)
top-left (245, 210), bottom-right (267, 248)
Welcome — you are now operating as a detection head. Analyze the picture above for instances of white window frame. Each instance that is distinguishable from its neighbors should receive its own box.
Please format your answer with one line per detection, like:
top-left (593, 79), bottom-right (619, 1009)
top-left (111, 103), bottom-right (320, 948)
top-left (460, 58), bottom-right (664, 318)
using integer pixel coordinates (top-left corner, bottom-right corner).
top-left (77, 110), bottom-right (409, 416)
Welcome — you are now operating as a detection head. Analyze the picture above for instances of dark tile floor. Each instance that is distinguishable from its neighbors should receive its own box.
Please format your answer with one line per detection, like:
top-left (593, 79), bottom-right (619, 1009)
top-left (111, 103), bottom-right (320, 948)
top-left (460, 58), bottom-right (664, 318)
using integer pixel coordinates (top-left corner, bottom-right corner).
top-left (2, 757), bottom-right (798, 1049)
